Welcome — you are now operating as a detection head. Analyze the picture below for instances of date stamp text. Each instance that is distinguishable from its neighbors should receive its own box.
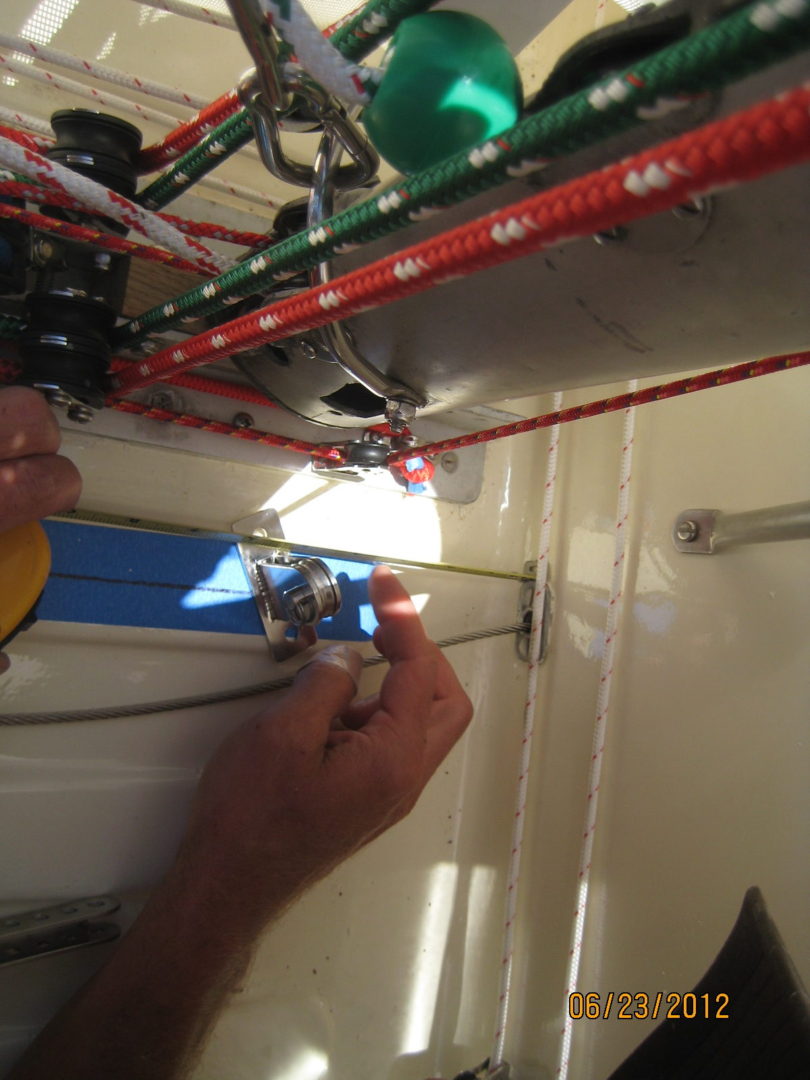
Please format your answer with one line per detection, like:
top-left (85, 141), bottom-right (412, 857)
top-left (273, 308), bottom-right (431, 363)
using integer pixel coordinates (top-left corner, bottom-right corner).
top-left (568, 992), bottom-right (730, 1021)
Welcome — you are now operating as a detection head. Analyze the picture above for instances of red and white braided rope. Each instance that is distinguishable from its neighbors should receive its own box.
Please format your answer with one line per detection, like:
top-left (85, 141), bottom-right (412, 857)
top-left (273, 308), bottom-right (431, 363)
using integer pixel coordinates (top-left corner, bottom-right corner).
top-left (0, 177), bottom-right (270, 248)
top-left (0, 356), bottom-right (280, 410)
top-left (490, 391), bottom-right (563, 1070)
top-left (0, 136), bottom-right (231, 275)
top-left (390, 355), bottom-right (809, 461)
top-left (0, 52), bottom-right (186, 132)
top-left (0, 125), bottom-right (50, 153)
top-left (193, 174), bottom-right (280, 210)
top-left (0, 106), bottom-right (52, 138)
top-left (136, 89), bottom-right (242, 172)
top-left (126, 0), bottom-right (237, 31)
top-left (556, 384), bottom-right (637, 1080)
top-left (0, 202), bottom-right (211, 276)
top-left (0, 357), bottom-right (328, 454)
top-left (108, 400), bottom-right (339, 458)
top-left (0, 32), bottom-right (208, 110)
top-left (111, 84), bottom-right (810, 396)
top-left (0, 109), bottom-right (277, 210)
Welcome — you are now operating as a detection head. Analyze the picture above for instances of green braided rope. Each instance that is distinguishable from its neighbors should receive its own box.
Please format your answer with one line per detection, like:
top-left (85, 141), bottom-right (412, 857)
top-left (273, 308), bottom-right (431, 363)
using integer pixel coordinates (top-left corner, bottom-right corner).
top-left (135, 0), bottom-right (416, 209)
top-left (330, 0), bottom-right (441, 62)
top-left (0, 315), bottom-right (24, 339)
top-left (117, 0), bottom-right (810, 346)
top-left (138, 110), bottom-right (255, 210)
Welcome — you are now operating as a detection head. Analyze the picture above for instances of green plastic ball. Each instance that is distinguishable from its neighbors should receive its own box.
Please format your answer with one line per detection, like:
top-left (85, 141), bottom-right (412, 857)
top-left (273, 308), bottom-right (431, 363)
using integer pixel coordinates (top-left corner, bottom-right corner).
top-left (362, 11), bottom-right (522, 175)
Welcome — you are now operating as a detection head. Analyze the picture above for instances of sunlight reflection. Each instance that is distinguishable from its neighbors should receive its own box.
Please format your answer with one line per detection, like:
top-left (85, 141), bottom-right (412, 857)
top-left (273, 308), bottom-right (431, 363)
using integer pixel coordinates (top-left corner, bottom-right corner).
top-left (400, 862), bottom-right (459, 1056)
top-left (261, 473), bottom-right (443, 566)
top-left (274, 1049), bottom-right (328, 1080)
top-left (179, 550), bottom-right (248, 610)
top-left (453, 864), bottom-right (499, 1045)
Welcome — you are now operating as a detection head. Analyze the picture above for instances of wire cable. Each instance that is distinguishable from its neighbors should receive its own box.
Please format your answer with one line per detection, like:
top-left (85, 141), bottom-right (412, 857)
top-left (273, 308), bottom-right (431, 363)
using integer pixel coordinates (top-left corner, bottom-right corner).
top-left (0, 623), bottom-right (523, 725)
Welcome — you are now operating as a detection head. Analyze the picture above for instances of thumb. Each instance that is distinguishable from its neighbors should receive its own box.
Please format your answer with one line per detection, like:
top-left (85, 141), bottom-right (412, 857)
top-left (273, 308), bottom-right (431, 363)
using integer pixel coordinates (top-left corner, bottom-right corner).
top-left (275, 645), bottom-right (363, 751)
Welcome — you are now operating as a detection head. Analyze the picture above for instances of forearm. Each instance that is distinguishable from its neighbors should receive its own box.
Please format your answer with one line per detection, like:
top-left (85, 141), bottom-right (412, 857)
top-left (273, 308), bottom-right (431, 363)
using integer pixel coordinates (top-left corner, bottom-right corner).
top-left (7, 863), bottom-right (271, 1080)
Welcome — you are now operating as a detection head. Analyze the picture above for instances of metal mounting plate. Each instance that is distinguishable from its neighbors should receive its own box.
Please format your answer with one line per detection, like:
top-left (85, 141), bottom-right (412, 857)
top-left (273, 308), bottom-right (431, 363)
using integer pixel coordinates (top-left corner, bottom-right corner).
top-left (516, 561), bottom-right (553, 663)
top-left (239, 544), bottom-right (341, 661)
top-left (0, 896), bottom-right (120, 967)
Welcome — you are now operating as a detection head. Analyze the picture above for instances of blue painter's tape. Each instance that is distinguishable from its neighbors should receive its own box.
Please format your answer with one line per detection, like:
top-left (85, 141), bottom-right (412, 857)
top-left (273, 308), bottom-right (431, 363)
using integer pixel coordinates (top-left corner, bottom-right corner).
top-left (39, 521), bottom-right (373, 640)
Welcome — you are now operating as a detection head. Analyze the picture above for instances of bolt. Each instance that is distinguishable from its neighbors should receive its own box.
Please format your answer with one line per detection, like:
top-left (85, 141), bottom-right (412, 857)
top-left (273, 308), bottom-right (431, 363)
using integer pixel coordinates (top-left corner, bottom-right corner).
top-left (672, 197), bottom-right (706, 220)
top-left (147, 390), bottom-right (176, 411)
top-left (440, 452), bottom-right (459, 474)
top-left (299, 340), bottom-right (318, 361)
top-left (232, 412), bottom-right (254, 429)
top-left (594, 225), bottom-right (628, 246)
top-left (32, 237), bottom-right (57, 264)
top-left (135, 339), bottom-right (160, 356)
top-left (66, 404), bottom-right (94, 424)
top-left (676, 519), bottom-right (699, 543)
top-left (385, 398), bottom-right (417, 434)
top-left (393, 432), bottom-right (418, 451)
top-left (44, 388), bottom-right (72, 410)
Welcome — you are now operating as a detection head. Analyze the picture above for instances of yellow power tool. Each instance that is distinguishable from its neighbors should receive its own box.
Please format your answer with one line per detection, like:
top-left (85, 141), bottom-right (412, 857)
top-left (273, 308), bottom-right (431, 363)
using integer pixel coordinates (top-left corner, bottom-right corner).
top-left (0, 521), bottom-right (51, 655)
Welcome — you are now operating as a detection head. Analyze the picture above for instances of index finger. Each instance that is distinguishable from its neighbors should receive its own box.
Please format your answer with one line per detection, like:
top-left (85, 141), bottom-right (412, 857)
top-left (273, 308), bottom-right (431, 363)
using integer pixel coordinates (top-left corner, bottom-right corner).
top-left (368, 565), bottom-right (431, 662)
top-left (0, 387), bottom-right (61, 460)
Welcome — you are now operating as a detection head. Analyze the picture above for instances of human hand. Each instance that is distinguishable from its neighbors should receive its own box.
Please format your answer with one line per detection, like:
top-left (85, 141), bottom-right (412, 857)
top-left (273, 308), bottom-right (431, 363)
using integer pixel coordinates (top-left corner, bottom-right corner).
top-left (0, 387), bottom-right (82, 673)
top-left (0, 386), bottom-right (82, 533)
top-left (172, 565), bottom-right (473, 928)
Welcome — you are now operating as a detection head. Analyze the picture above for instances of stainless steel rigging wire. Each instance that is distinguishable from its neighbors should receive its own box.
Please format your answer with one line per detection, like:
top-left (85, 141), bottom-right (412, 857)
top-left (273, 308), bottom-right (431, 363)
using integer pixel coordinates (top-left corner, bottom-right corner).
top-left (0, 622), bottom-right (524, 725)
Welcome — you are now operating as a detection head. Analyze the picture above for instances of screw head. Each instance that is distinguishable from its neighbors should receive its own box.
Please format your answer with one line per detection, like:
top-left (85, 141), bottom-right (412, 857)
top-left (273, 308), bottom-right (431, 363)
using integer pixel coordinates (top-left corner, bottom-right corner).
top-left (32, 237), bottom-right (57, 264)
top-left (232, 412), bottom-right (254, 429)
top-left (385, 398), bottom-right (417, 434)
top-left (44, 388), bottom-right (72, 410)
top-left (440, 452), bottom-right (459, 474)
top-left (147, 390), bottom-right (175, 411)
top-left (676, 519), bottom-right (699, 542)
top-left (594, 225), bottom-right (628, 246)
top-left (67, 404), bottom-right (94, 424)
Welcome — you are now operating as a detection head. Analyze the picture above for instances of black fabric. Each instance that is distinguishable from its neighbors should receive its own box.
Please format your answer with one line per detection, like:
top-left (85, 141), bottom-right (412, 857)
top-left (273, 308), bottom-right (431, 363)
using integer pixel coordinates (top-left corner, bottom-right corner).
top-left (606, 887), bottom-right (810, 1080)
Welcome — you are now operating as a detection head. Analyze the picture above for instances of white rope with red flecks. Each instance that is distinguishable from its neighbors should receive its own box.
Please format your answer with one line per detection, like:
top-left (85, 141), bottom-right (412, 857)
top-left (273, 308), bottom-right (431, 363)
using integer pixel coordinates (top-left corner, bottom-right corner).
top-left (556, 382), bottom-right (638, 1079)
top-left (125, 0), bottom-right (238, 30)
top-left (490, 392), bottom-right (563, 1071)
top-left (0, 52), bottom-right (186, 133)
top-left (0, 32), bottom-right (209, 110)
top-left (0, 136), bottom-right (231, 276)
top-left (0, 106), bottom-right (276, 210)
top-left (0, 106), bottom-right (52, 138)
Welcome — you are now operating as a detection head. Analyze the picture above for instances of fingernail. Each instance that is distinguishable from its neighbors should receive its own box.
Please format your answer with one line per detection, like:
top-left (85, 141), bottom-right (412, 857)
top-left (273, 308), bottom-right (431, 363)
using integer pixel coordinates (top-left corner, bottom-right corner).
top-left (303, 644), bottom-right (362, 689)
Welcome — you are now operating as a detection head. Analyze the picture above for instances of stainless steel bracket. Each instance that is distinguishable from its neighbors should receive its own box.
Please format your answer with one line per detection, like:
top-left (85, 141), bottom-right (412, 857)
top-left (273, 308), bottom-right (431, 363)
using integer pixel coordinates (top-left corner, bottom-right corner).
top-left (239, 544), bottom-right (342, 660)
top-left (0, 896), bottom-right (120, 966)
top-left (516, 561), bottom-right (553, 663)
top-left (672, 501), bottom-right (810, 554)
top-left (238, 68), bottom-right (379, 190)
top-left (305, 121), bottom-right (425, 427)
